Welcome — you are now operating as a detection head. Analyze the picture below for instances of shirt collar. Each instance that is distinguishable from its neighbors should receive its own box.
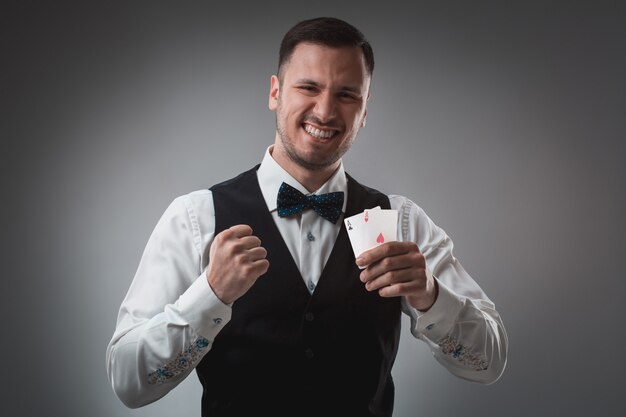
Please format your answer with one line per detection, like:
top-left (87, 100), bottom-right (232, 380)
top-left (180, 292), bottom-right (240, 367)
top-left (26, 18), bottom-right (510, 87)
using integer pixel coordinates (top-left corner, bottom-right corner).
top-left (257, 145), bottom-right (348, 213)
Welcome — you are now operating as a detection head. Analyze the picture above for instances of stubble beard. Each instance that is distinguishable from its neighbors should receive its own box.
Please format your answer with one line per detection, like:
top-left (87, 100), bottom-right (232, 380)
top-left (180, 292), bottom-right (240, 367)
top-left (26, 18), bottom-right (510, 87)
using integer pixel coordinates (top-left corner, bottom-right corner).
top-left (275, 100), bottom-right (354, 172)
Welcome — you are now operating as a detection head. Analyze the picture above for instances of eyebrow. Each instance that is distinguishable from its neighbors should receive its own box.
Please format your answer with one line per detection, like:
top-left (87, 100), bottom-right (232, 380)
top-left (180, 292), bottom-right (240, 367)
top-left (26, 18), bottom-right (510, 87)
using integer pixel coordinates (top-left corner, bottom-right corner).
top-left (294, 78), bottom-right (362, 94)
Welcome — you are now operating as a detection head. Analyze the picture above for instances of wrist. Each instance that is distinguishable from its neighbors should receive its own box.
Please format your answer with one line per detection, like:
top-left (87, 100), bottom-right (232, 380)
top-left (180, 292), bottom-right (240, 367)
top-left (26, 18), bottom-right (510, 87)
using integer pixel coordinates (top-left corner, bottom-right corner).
top-left (410, 278), bottom-right (439, 312)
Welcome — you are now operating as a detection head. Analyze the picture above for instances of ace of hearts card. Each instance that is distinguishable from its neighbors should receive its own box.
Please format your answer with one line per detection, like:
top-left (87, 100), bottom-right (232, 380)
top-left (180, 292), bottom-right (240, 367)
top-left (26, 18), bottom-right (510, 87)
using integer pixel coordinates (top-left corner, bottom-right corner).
top-left (344, 207), bottom-right (398, 259)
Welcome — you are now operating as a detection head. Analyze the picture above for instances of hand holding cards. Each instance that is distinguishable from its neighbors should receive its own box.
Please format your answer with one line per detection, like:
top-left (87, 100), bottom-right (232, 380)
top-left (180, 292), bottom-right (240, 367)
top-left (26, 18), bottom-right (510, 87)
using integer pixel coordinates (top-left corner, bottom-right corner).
top-left (344, 207), bottom-right (398, 261)
top-left (346, 209), bottom-right (436, 309)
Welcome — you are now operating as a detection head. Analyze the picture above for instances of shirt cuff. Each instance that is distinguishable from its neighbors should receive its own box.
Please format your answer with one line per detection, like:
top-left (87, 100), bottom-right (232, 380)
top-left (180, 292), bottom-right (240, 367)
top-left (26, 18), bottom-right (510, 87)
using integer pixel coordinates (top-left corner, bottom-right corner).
top-left (175, 273), bottom-right (232, 338)
top-left (410, 278), bottom-right (464, 342)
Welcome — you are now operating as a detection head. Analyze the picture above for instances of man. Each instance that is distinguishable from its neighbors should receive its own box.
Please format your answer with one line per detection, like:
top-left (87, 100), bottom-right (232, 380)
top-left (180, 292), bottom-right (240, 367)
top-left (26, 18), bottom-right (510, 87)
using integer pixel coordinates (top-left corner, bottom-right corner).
top-left (107, 17), bottom-right (507, 417)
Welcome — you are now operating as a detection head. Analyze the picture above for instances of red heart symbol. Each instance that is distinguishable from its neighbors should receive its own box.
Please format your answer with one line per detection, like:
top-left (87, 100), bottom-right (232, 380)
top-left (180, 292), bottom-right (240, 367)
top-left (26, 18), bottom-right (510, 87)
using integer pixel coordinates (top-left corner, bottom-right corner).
top-left (376, 233), bottom-right (384, 244)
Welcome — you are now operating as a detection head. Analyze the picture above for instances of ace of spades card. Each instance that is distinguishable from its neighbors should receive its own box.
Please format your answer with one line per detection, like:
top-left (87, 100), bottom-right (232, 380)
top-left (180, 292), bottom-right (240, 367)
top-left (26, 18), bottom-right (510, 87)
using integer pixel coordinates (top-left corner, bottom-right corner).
top-left (344, 207), bottom-right (398, 261)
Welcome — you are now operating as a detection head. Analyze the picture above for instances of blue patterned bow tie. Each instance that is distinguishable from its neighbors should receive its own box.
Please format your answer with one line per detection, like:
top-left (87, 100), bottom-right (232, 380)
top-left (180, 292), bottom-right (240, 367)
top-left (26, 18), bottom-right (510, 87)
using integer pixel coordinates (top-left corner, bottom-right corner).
top-left (277, 182), bottom-right (344, 224)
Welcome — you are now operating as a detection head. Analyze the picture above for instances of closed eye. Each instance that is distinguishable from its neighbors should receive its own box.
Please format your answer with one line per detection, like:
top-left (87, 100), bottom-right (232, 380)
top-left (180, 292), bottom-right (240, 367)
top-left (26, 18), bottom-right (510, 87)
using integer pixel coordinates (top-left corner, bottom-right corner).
top-left (338, 91), bottom-right (361, 102)
top-left (339, 92), bottom-right (358, 99)
top-left (296, 84), bottom-right (319, 94)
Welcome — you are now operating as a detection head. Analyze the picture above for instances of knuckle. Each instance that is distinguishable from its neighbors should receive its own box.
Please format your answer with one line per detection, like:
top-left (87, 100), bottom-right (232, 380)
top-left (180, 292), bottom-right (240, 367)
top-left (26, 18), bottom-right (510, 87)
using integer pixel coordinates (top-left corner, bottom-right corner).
top-left (260, 259), bottom-right (270, 272)
top-left (252, 261), bottom-right (270, 278)
top-left (408, 241), bottom-right (419, 251)
top-left (410, 250), bottom-right (424, 264)
top-left (241, 263), bottom-right (254, 277)
top-left (231, 241), bottom-right (244, 253)
top-left (214, 230), bottom-right (228, 243)
top-left (378, 279), bottom-right (387, 291)
top-left (233, 254), bottom-right (246, 267)
top-left (381, 257), bottom-right (393, 270)
top-left (387, 270), bottom-right (399, 282)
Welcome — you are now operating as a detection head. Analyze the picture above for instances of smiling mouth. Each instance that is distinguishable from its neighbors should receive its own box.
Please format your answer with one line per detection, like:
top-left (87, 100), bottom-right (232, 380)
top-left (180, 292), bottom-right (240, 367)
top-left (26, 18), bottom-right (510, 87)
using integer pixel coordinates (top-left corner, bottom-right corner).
top-left (303, 123), bottom-right (339, 140)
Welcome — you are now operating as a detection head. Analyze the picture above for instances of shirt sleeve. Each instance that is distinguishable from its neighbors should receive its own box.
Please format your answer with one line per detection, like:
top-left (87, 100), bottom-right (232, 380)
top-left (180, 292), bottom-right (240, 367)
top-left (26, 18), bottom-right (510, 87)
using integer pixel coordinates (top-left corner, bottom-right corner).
top-left (391, 195), bottom-right (508, 384)
top-left (105, 191), bottom-right (231, 408)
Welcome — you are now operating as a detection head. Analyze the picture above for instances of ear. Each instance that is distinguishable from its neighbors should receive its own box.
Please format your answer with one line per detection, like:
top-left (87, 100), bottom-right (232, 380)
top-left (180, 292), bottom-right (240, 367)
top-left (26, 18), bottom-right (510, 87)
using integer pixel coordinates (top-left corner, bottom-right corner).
top-left (360, 90), bottom-right (371, 127)
top-left (268, 75), bottom-right (280, 111)
top-left (360, 92), bottom-right (370, 127)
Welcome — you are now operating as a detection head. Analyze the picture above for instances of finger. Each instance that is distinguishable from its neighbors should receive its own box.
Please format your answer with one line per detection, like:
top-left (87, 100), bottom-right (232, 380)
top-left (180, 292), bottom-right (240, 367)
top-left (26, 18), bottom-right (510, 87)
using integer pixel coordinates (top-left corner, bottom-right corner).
top-left (237, 235), bottom-right (263, 250)
top-left (360, 253), bottom-right (416, 283)
top-left (356, 241), bottom-right (417, 269)
top-left (247, 258), bottom-right (270, 278)
top-left (228, 224), bottom-right (254, 238)
top-left (377, 281), bottom-right (416, 298)
top-left (364, 269), bottom-right (415, 292)
top-left (245, 246), bottom-right (268, 262)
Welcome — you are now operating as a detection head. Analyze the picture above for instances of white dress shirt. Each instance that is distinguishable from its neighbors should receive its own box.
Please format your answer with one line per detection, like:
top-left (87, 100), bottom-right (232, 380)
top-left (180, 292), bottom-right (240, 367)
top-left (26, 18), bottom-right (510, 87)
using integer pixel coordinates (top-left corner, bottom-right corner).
top-left (106, 146), bottom-right (508, 409)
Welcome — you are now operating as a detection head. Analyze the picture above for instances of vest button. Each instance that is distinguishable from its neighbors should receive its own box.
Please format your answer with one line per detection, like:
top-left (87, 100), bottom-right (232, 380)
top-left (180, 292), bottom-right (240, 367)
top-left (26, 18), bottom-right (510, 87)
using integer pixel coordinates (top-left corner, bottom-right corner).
top-left (304, 312), bottom-right (314, 322)
top-left (304, 348), bottom-right (314, 359)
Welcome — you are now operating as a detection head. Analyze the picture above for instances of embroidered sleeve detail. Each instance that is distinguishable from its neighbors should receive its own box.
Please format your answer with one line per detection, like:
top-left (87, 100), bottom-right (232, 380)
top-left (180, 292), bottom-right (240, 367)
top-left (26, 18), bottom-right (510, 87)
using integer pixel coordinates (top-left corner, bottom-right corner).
top-left (438, 335), bottom-right (488, 371)
top-left (147, 336), bottom-right (210, 385)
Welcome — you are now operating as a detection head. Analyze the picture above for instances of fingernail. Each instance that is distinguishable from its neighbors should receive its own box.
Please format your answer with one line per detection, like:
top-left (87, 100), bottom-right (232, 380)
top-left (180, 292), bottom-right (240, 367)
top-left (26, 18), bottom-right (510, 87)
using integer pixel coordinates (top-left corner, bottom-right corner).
top-left (355, 257), bottom-right (364, 267)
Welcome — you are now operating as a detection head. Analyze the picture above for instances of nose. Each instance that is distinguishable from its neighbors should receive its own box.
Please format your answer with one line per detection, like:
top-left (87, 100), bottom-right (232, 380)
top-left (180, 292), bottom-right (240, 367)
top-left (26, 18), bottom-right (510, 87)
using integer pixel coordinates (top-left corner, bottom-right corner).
top-left (312, 92), bottom-right (337, 123)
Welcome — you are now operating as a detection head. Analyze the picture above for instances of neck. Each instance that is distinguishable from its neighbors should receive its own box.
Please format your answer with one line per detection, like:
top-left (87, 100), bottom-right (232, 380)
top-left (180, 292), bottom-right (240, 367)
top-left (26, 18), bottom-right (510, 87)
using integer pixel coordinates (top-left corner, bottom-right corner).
top-left (288, 165), bottom-right (338, 193)
top-left (270, 144), bottom-right (339, 193)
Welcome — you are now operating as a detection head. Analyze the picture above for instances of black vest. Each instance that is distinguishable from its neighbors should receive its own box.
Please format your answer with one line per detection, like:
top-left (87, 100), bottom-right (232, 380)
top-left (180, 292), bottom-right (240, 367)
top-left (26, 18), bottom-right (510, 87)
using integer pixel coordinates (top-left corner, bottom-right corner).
top-left (197, 166), bottom-right (401, 417)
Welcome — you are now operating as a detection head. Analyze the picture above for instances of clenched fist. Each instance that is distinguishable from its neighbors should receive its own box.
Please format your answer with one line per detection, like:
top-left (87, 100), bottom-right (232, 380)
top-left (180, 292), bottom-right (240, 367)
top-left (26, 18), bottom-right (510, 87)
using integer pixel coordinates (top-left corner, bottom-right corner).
top-left (206, 224), bottom-right (269, 304)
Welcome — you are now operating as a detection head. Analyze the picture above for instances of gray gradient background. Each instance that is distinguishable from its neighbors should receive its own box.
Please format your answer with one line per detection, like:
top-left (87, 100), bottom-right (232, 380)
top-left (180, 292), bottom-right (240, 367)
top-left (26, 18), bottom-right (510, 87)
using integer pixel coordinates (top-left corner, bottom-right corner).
top-left (2, 1), bottom-right (625, 416)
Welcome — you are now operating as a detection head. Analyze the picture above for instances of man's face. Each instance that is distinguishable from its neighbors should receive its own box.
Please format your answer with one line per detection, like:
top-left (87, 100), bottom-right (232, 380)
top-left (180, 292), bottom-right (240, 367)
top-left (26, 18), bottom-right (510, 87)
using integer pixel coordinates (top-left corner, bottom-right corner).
top-left (269, 42), bottom-right (370, 174)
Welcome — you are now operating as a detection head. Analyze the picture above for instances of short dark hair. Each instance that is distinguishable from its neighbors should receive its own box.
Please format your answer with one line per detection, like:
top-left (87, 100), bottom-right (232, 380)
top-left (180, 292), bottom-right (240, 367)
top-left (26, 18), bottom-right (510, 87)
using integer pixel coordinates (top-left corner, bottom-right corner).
top-left (278, 17), bottom-right (374, 79)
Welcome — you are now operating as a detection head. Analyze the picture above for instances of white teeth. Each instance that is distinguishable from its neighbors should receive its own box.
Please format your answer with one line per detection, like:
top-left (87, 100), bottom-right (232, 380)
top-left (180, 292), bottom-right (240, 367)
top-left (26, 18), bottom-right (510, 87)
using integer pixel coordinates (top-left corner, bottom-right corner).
top-left (304, 124), bottom-right (334, 139)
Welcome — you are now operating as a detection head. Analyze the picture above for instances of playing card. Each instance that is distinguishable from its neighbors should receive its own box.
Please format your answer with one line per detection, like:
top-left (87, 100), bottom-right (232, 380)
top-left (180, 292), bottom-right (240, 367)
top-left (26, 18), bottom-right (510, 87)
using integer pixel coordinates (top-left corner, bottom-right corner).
top-left (344, 207), bottom-right (397, 260)
top-left (344, 206), bottom-right (380, 254)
